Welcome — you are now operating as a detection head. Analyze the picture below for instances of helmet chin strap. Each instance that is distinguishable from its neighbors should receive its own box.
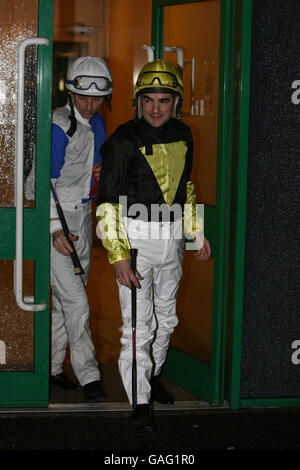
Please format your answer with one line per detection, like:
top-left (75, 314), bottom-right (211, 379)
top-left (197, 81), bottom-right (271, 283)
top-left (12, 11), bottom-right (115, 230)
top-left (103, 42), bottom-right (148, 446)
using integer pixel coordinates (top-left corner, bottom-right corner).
top-left (173, 96), bottom-right (179, 118)
top-left (104, 94), bottom-right (112, 111)
top-left (174, 95), bottom-right (183, 119)
top-left (137, 96), bottom-right (143, 119)
top-left (67, 93), bottom-right (77, 137)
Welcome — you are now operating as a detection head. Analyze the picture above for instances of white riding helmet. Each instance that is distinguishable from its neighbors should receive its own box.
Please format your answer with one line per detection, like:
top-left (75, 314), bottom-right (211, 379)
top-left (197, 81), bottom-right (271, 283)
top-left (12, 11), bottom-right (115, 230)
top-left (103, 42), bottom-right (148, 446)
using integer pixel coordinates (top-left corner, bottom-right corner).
top-left (66, 56), bottom-right (113, 96)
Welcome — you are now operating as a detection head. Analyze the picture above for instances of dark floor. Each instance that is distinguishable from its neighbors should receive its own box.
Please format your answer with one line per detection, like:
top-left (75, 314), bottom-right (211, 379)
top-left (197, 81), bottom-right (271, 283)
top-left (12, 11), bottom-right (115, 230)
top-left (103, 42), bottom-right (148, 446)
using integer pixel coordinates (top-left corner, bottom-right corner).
top-left (1, 363), bottom-right (300, 458)
top-left (1, 364), bottom-right (300, 457)
top-left (49, 362), bottom-right (198, 404)
top-left (1, 407), bottom-right (300, 460)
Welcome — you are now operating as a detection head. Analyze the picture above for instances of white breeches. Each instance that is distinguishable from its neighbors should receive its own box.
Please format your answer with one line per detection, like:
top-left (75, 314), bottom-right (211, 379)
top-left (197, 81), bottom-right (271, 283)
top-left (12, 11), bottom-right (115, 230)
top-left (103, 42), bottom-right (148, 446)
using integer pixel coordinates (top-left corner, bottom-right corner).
top-left (50, 200), bottom-right (100, 386)
top-left (118, 218), bottom-right (185, 405)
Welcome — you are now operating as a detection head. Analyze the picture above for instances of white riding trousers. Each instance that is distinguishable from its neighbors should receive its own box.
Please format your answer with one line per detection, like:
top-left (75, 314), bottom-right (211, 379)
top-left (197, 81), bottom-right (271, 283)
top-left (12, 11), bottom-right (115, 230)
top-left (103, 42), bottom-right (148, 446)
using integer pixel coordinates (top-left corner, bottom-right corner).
top-left (51, 200), bottom-right (100, 386)
top-left (118, 218), bottom-right (184, 405)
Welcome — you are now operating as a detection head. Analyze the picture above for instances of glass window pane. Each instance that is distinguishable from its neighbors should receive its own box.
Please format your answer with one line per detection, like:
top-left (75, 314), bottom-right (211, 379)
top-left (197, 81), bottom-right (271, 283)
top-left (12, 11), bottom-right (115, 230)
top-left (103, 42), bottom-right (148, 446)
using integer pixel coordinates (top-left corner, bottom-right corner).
top-left (0, 3), bottom-right (38, 207)
top-left (0, 260), bottom-right (35, 372)
top-left (163, 1), bottom-right (220, 365)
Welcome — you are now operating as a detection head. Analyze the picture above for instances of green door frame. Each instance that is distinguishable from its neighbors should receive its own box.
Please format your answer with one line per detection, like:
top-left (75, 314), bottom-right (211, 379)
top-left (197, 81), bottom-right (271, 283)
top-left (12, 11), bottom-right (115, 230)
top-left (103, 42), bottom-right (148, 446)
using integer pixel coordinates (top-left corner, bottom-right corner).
top-left (0, 0), bottom-right (53, 407)
top-left (228, 0), bottom-right (300, 410)
top-left (226, 0), bottom-right (252, 410)
top-left (151, 0), bottom-right (236, 405)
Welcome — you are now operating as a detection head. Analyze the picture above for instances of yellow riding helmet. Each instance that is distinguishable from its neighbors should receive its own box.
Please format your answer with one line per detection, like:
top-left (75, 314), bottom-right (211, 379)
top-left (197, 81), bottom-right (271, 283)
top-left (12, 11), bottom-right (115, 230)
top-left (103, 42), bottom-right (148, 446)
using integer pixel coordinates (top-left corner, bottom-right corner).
top-left (134, 59), bottom-right (183, 99)
top-left (133, 59), bottom-right (183, 119)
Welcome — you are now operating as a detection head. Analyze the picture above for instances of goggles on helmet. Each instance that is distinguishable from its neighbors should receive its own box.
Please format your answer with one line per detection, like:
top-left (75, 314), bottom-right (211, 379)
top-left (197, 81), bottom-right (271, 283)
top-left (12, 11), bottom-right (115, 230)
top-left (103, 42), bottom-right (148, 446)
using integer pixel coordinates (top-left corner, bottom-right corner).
top-left (136, 70), bottom-right (183, 92)
top-left (67, 75), bottom-right (112, 92)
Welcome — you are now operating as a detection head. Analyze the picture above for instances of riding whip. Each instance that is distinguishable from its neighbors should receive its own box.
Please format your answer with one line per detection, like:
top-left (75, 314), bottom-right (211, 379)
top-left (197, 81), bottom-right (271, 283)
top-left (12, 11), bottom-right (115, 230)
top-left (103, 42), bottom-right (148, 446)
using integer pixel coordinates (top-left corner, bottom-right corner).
top-left (130, 248), bottom-right (138, 410)
top-left (50, 182), bottom-right (85, 276)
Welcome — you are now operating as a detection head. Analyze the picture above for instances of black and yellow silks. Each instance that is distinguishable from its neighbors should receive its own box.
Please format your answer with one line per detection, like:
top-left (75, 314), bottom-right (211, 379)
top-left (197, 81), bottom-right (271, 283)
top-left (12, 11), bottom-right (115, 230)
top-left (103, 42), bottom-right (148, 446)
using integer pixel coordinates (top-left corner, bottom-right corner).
top-left (96, 116), bottom-right (203, 264)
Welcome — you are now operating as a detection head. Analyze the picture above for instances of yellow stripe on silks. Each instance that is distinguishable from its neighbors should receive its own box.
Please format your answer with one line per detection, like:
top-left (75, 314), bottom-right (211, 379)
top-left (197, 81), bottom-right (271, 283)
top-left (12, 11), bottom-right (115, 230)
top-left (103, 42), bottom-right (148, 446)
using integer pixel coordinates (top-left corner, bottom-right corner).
top-left (96, 202), bottom-right (131, 264)
top-left (140, 141), bottom-right (187, 207)
top-left (186, 180), bottom-right (196, 205)
top-left (184, 181), bottom-right (204, 235)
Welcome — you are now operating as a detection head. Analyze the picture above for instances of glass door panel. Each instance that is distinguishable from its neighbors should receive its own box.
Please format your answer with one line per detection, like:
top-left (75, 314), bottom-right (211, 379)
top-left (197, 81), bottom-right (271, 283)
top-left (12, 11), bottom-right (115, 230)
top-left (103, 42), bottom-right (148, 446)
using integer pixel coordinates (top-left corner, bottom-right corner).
top-left (0, 260), bottom-right (35, 372)
top-left (0, 22), bottom-right (37, 207)
top-left (163, 0), bottom-right (220, 367)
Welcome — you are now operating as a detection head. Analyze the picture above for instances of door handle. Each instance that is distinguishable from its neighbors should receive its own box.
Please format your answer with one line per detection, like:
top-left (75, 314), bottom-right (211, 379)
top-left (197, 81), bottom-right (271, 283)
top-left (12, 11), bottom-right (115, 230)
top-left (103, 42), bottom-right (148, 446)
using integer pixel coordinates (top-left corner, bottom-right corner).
top-left (163, 46), bottom-right (184, 69)
top-left (14, 37), bottom-right (50, 312)
top-left (142, 45), bottom-right (154, 62)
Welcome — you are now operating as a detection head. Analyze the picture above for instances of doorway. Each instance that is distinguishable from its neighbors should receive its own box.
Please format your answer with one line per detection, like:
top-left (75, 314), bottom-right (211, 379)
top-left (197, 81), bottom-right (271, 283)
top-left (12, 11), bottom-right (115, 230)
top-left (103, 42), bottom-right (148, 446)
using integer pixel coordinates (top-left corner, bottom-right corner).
top-left (49, 0), bottom-right (232, 408)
